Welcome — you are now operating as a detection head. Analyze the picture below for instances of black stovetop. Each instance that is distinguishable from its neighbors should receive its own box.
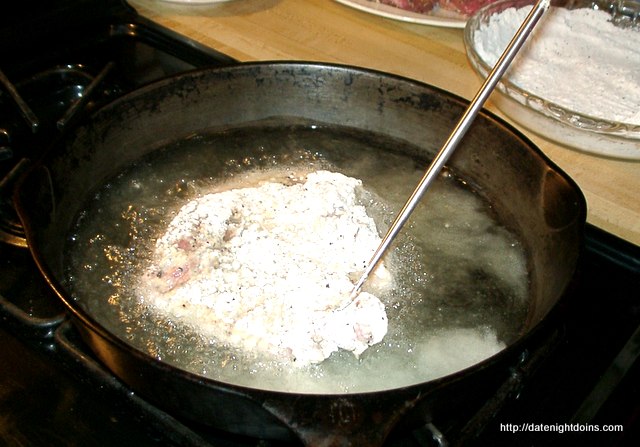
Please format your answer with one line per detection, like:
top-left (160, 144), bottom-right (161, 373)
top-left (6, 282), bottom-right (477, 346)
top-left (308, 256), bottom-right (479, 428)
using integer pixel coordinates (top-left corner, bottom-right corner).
top-left (1, 2), bottom-right (639, 446)
top-left (1, 225), bottom-right (639, 446)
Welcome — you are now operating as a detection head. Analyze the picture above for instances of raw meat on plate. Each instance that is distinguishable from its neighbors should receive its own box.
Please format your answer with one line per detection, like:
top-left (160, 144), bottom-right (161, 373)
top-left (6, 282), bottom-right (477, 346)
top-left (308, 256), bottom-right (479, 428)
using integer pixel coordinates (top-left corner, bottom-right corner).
top-left (439, 0), bottom-right (497, 16)
top-left (378, 0), bottom-right (438, 14)
top-left (375, 0), bottom-right (500, 17)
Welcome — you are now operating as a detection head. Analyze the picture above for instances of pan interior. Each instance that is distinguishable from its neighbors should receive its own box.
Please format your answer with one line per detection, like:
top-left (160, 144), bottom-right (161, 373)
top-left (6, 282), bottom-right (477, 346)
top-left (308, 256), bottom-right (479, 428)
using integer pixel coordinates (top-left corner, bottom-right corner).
top-left (63, 120), bottom-right (530, 394)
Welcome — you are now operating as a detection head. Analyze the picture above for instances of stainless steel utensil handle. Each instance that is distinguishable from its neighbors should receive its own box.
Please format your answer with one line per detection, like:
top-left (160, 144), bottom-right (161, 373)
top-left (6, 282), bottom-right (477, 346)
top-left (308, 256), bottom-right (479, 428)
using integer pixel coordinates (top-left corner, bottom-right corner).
top-left (350, 0), bottom-right (550, 300)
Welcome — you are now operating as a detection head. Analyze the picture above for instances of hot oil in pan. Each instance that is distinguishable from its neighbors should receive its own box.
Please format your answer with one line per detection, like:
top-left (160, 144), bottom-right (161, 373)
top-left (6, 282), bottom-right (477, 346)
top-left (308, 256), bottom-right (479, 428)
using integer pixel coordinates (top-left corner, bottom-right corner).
top-left (64, 122), bottom-right (529, 394)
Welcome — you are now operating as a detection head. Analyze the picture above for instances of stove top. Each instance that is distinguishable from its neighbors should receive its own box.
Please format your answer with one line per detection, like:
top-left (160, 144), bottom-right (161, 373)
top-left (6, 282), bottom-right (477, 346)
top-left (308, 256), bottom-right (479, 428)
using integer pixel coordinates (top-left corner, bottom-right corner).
top-left (1, 2), bottom-right (639, 446)
top-left (0, 0), bottom-right (232, 248)
top-left (2, 225), bottom-right (638, 446)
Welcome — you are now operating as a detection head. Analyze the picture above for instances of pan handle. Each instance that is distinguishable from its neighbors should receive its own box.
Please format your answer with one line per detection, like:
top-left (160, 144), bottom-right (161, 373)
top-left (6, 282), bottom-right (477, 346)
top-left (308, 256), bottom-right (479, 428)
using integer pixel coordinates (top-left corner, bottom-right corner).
top-left (261, 390), bottom-right (424, 447)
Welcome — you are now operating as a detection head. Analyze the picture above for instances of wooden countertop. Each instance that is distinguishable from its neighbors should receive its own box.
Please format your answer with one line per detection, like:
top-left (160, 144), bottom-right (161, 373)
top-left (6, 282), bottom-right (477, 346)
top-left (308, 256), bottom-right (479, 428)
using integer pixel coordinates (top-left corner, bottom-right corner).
top-left (129, 0), bottom-right (639, 246)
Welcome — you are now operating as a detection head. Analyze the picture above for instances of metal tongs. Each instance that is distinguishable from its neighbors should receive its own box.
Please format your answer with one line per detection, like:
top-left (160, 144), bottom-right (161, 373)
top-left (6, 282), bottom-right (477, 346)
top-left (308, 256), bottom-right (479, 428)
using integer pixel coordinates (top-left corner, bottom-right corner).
top-left (347, 0), bottom-right (551, 304)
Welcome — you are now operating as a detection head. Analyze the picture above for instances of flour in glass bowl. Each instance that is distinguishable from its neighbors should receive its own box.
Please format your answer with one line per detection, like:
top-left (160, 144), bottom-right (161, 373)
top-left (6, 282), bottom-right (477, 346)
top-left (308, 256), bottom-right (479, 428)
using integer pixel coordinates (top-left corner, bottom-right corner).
top-left (473, 5), bottom-right (640, 125)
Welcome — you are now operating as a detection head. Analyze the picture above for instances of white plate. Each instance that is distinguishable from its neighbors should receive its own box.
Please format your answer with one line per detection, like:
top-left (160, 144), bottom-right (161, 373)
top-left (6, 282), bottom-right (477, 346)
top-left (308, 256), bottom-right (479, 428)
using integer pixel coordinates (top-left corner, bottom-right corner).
top-left (159, 0), bottom-right (238, 4)
top-left (334, 0), bottom-right (467, 28)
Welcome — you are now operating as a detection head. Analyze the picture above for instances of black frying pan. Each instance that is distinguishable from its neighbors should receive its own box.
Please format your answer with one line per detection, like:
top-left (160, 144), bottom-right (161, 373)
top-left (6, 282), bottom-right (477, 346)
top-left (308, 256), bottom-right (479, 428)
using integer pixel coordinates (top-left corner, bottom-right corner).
top-left (15, 62), bottom-right (585, 446)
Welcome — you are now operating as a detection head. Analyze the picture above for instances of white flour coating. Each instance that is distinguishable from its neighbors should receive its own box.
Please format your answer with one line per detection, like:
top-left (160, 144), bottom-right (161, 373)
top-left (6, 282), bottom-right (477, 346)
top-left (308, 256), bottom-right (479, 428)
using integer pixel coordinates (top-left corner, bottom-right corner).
top-left (473, 6), bottom-right (640, 125)
top-left (138, 170), bottom-right (391, 367)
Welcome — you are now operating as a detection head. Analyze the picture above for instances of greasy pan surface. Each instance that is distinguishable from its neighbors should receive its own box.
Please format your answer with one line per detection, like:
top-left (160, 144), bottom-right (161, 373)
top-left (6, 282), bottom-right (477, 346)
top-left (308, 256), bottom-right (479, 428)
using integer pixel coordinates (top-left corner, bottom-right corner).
top-left (15, 62), bottom-right (585, 446)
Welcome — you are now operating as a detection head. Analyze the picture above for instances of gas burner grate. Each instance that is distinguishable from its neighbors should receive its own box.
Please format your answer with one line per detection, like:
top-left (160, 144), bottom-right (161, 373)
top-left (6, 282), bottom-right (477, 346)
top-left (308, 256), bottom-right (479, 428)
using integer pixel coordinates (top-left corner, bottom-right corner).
top-left (0, 17), bottom-right (234, 249)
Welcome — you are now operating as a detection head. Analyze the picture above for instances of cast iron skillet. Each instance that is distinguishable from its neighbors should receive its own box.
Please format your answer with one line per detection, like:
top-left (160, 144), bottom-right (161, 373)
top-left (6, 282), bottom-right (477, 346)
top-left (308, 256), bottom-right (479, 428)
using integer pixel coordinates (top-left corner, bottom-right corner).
top-left (15, 62), bottom-right (585, 446)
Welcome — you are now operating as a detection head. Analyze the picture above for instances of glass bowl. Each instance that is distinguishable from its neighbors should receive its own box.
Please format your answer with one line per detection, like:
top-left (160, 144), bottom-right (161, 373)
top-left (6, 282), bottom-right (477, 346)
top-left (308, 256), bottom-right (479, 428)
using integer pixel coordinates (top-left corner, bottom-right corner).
top-left (464, 0), bottom-right (640, 160)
